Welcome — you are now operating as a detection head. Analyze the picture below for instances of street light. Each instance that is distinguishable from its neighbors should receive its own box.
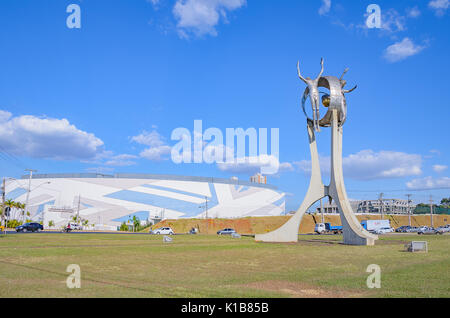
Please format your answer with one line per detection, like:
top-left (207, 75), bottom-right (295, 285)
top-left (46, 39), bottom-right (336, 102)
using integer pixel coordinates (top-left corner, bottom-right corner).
top-left (24, 181), bottom-right (51, 222)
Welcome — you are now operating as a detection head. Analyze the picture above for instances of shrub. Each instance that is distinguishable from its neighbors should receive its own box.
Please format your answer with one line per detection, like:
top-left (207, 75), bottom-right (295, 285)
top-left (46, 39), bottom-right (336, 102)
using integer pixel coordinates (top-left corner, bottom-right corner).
top-left (119, 222), bottom-right (129, 232)
top-left (7, 220), bottom-right (22, 228)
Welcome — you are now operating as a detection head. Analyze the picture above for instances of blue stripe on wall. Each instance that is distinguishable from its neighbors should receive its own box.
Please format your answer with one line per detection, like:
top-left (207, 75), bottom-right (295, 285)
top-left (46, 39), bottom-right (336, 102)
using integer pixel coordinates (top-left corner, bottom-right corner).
top-left (36, 200), bottom-right (55, 215)
top-left (272, 196), bottom-right (285, 208)
top-left (6, 187), bottom-right (27, 200)
top-left (105, 183), bottom-right (218, 218)
top-left (112, 211), bottom-right (150, 223)
top-left (141, 184), bottom-right (207, 200)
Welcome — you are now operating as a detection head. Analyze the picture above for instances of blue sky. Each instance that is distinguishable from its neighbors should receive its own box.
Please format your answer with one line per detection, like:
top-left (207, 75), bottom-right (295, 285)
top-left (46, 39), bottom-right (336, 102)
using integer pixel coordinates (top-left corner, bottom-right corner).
top-left (0, 0), bottom-right (449, 211)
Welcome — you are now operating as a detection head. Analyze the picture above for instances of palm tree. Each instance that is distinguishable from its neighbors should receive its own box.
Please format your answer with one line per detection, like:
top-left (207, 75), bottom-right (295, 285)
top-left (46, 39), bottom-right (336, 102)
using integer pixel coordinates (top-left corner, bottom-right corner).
top-left (132, 215), bottom-right (140, 232)
top-left (5, 200), bottom-right (15, 220)
top-left (16, 202), bottom-right (25, 223)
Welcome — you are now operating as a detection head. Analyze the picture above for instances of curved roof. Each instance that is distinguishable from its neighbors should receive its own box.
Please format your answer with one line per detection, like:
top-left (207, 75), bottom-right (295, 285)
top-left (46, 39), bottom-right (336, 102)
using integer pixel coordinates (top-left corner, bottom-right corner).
top-left (21, 173), bottom-right (278, 190)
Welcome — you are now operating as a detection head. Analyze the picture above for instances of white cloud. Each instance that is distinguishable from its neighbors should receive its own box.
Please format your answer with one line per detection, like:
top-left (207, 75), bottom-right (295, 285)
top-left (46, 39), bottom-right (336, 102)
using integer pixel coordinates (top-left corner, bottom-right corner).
top-left (140, 146), bottom-right (172, 161)
top-left (433, 164), bottom-right (448, 173)
top-left (295, 150), bottom-right (422, 181)
top-left (104, 154), bottom-right (138, 167)
top-left (429, 0), bottom-right (449, 16)
top-left (318, 0), bottom-right (331, 16)
top-left (131, 129), bottom-right (172, 161)
top-left (131, 130), bottom-right (166, 147)
top-left (383, 37), bottom-right (426, 62)
top-left (0, 110), bottom-right (104, 160)
top-left (406, 6), bottom-right (421, 18)
top-left (279, 162), bottom-right (295, 172)
top-left (380, 9), bottom-right (407, 32)
top-left (217, 154), bottom-right (283, 175)
top-left (430, 149), bottom-right (441, 155)
top-left (0, 110), bottom-right (12, 122)
top-left (406, 176), bottom-right (450, 190)
top-left (173, 0), bottom-right (246, 38)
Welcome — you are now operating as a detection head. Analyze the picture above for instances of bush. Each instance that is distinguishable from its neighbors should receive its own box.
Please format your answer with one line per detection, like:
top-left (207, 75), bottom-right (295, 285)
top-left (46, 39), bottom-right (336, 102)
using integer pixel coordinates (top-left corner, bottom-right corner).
top-left (119, 222), bottom-right (129, 232)
top-left (7, 220), bottom-right (22, 228)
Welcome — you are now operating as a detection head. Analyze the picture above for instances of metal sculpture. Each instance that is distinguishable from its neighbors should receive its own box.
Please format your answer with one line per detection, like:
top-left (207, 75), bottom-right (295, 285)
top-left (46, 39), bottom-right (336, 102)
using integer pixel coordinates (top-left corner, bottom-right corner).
top-left (256, 58), bottom-right (378, 246)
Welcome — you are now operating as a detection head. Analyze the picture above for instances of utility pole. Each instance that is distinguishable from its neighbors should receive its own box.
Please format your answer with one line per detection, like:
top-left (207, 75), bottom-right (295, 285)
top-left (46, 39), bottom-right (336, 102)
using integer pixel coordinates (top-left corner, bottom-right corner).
top-left (205, 196), bottom-right (209, 235)
top-left (379, 193), bottom-right (384, 219)
top-left (429, 195), bottom-right (434, 228)
top-left (1, 178), bottom-right (5, 229)
top-left (320, 199), bottom-right (324, 223)
top-left (24, 169), bottom-right (37, 223)
top-left (205, 196), bottom-right (208, 219)
top-left (406, 194), bottom-right (412, 227)
top-left (76, 194), bottom-right (81, 224)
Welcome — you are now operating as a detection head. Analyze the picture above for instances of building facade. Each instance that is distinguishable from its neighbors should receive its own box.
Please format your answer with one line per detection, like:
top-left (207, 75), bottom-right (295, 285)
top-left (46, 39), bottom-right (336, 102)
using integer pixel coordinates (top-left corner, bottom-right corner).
top-left (316, 198), bottom-right (415, 215)
top-left (6, 173), bottom-right (285, 230)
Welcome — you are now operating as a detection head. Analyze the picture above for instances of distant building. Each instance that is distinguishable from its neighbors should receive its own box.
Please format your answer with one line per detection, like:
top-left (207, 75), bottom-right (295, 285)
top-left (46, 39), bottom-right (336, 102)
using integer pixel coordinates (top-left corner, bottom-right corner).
top-left (316, 198), bottom-right (416, 215)
top-left (250, 173), bottom-right (267, 184)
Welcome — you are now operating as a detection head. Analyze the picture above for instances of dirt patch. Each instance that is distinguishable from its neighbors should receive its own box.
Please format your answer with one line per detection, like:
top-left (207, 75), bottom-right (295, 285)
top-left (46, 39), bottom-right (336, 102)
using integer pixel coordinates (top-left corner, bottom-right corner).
top-left (241, 280), bottom-right (366, 298)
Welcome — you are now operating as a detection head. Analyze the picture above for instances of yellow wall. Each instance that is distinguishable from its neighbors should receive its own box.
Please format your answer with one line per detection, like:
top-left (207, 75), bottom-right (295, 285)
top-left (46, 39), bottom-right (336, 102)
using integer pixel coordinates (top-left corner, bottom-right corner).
top-left (149, 214), bottom-right (449, 235)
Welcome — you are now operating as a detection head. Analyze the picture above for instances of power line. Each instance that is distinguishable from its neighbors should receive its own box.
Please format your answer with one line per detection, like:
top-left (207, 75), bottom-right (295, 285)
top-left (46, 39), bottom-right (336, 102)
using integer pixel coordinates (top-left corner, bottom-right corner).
top-left (0, 145), bottom-right (28, 170)
top-left (348, 187), bottom-right (450, 193)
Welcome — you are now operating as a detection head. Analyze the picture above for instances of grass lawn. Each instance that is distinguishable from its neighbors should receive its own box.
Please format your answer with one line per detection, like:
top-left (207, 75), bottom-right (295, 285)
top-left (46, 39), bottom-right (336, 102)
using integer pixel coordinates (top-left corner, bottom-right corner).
top-left (0, 233), bottom-right (448, 298)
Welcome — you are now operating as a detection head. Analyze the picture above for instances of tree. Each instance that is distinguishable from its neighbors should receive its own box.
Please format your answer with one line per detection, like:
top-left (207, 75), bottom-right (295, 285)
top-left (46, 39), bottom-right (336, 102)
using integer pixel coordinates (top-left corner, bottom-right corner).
top-left (14, 202), bottom-right (25, 222)
top-left (132, 216), bottom-right (141, 232)
top-left (4, 200), bottom-right (16, 220)
top-left (48, 220), bottom-right (55, 229)
top-left (119, 222), bottom-right (128, 232)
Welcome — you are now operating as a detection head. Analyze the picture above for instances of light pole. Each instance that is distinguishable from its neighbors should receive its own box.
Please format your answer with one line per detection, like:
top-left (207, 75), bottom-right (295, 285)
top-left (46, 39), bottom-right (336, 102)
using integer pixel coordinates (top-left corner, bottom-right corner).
top-left (1, 178), bottom-right (6, 229)
top-left (406, 194), bottom-right (412, 227)
top-left (23, 181), bottom-right (51, 222)
top-left (429, 195), bottom-right (434, 228)
top-left (320, 199), bottom-right (324, 223)
top-left (379, 193), bottom-right (384, 219)
top-left (199, 196), bottom-right (209, 234)
top-left (24, 169), bottom-right (37, 222)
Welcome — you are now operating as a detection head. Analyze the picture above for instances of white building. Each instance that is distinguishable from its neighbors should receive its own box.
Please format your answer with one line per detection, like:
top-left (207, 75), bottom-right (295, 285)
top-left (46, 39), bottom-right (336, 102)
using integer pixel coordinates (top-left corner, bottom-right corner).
top-left (5, 173), bottom-right (285, 230)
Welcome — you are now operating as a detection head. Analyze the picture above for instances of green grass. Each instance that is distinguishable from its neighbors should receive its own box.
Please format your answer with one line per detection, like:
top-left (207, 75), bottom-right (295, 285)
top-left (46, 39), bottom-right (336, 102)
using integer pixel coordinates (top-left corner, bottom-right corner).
top-left (0, 233), bottom-right (448, 298)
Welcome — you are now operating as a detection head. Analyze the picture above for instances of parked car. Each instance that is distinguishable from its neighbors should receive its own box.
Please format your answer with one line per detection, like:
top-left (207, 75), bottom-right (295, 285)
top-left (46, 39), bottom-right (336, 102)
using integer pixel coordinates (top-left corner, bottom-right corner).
top-left (407, 226), bottom-right (419, 233)
top-left (16, 222), bottom-right (43, 232)
top-left (374, 227), bottom-right (394, 234)
top-left (418, 227), bottom-right (442, 235)
top-left (435, 226), bottom-right (449, 233)
top-left (217, 228), bottom-right (236, 235)
top-left (189, 227), bottom-right (198, 235)
top-left (150, 227), bottom-right (174, 235)
top-left (68, 223), bottom-right (82, 230)
top-left (395, 226), bottom-right (411, 233)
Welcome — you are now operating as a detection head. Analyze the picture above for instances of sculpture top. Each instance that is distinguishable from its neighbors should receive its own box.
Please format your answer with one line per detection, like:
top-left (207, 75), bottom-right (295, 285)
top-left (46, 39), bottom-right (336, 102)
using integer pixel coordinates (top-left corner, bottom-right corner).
top-left (298, 58), bottom-right (357, 132)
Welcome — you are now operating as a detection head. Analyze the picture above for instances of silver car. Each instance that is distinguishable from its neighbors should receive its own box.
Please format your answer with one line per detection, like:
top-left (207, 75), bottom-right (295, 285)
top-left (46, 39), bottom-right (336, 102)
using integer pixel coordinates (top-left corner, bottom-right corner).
top-left (150, 227), bottom-right (174, 235)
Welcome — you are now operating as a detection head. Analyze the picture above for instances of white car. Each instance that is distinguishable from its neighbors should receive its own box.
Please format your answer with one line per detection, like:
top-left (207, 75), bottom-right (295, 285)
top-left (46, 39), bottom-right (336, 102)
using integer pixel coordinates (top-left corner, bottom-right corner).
top-left (151, 227), bottom-right (174, 235)
top-left (375, 227), bottom-right (394, 234)
top-left (68, 223), bottom-right (82, 230)
top-left (436, 225), bottom-right (450, 233)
